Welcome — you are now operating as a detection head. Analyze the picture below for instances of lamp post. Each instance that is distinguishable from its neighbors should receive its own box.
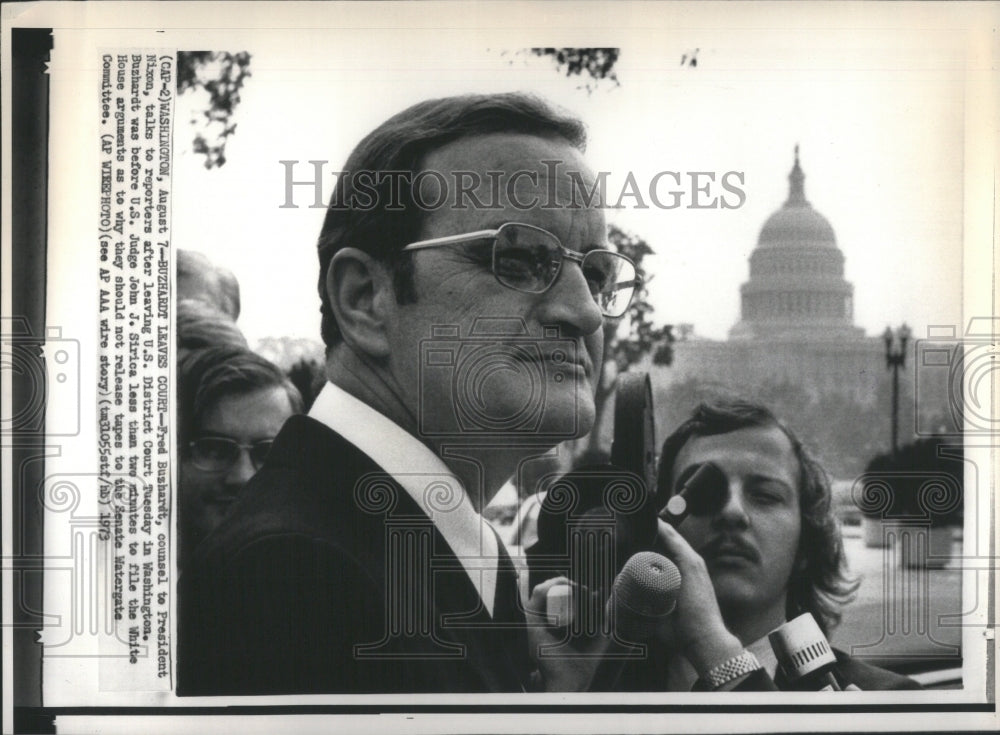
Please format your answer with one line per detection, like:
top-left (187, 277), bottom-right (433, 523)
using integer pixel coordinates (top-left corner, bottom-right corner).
top-left (883, 324), bottom-right (911, 455)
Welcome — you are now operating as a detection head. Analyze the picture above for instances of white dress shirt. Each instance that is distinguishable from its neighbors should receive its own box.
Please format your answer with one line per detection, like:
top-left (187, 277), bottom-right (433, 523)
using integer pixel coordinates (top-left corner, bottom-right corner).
top-left (308, 381), bottom-right (501, 615)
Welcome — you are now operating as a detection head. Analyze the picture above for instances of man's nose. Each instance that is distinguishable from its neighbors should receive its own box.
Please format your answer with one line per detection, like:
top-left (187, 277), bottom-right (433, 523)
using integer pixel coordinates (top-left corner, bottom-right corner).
top-left (536, 260), bottom-right (604, 335)
top-left (225, 448), bottom-right (258, 489)
top-left (713, 482), bottom-right (750, 528)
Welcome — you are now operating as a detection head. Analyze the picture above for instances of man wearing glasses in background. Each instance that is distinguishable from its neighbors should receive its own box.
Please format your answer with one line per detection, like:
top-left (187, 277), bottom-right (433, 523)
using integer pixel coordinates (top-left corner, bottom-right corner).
top-left (179, 92), bottom-right (649, 695)
top-left (176, 344), bottom-right (302, 570)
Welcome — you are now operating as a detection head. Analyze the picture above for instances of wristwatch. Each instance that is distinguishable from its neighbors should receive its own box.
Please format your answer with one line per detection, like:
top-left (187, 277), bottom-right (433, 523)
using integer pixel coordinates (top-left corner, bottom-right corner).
top-left (703, 650), bottom-right (763, 690)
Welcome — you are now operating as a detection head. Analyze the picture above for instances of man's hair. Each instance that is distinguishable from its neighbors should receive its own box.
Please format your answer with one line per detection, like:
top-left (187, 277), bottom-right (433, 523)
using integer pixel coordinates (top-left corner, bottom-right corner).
top-left (656, 400), bottom-right (859, 635)
top-left (177, 249), bottom-right (242, 320)
top-left (177, 298), bottom-right (248, 355)
top-left (178, 345), bottom-right (304, 443)
top-left (316, 92), bottom-right (588, 347)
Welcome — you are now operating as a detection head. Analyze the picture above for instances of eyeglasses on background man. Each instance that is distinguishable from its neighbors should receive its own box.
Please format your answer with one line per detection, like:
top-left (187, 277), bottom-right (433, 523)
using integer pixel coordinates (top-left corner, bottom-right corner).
top-left (186, 435), bottom-right (276, 473)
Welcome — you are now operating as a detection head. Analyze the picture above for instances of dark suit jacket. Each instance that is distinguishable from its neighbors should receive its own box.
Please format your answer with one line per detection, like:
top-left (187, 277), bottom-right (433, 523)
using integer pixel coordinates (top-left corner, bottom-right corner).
top-left (178, 416), bottom-right (532, 695)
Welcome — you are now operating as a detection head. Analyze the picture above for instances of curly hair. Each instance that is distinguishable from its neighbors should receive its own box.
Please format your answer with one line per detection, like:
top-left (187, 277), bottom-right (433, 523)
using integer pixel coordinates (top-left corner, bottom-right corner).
top-left (656, 400), bottom-right (859, 635)
top-left (315, 92), bottom-right (587, 348)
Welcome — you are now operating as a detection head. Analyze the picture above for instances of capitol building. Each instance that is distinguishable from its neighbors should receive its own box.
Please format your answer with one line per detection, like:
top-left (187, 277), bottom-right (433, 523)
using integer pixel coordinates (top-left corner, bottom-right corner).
top-left (658, 148), bottom-right (884, 402)
top-left (644, 149), bottom-right (944, 476)
top-left (729, 147), bottom-right (864, 343)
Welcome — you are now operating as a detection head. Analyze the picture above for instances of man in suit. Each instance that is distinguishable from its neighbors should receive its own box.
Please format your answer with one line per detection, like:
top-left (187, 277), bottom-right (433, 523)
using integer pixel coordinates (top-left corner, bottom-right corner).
top-left (178, 93), bottom-right (642, 694)
top-left (649, 400), bottom-right (920, 690)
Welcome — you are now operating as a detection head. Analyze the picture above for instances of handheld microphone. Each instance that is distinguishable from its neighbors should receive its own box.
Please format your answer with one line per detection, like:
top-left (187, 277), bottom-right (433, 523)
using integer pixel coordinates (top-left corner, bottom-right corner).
top-left (768, 613), bottom-right (842, 691)
top-left (588, 551), bottom-right (681, 690)
top-left (659, 461), bottom-right (728, 527)
top-left (609, 551), bottom-right (682, 641)
top-left (545, 550), bottom-right (680, 633)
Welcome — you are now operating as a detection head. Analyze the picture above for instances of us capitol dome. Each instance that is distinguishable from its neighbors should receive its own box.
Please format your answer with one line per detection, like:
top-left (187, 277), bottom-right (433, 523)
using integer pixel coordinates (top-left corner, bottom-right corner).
top-left (655, 147), bottom-right (880, 408)
top-left (729, 146), bottom-right (864, 340)
top-left (622, 145), bottom-right (958, 477)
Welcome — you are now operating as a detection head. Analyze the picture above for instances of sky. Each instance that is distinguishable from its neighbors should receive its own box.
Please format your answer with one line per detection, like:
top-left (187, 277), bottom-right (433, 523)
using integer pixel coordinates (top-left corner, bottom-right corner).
top-left (171, 3), bottom-right (976, 347)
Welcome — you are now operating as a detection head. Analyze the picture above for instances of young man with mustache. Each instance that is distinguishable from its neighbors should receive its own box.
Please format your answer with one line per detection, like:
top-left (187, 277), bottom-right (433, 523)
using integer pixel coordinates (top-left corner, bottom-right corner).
top-left (652, 400), bottom-right (920, 690)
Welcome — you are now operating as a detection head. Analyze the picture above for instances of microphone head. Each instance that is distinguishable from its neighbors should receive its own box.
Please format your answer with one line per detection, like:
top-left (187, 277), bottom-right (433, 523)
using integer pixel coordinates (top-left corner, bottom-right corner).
top-left (610, 552), bottom-right (682, 641)
top-left (768, 612), bottom-right (838, 681)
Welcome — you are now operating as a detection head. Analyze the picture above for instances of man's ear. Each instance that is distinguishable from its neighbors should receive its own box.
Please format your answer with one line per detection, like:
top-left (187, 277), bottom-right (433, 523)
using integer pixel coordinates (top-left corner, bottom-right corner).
top-left (326, 248), bottom-right (394, 358)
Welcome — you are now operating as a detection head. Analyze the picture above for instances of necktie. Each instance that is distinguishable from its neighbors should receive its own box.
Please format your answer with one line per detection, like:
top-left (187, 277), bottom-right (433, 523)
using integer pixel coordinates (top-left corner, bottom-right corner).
top-left (491, 532), bottom-right (533, 688)
top-left (493, 540), bottom-right (526, 626)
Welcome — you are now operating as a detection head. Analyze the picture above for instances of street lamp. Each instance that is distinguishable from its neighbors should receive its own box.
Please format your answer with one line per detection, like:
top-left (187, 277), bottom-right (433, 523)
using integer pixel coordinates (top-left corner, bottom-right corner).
top-left (883, 323), bottom-right (912, 455)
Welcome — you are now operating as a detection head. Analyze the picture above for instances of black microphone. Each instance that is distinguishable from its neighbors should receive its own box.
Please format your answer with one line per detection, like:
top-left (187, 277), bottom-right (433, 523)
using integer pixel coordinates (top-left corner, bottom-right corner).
top-left (589, 551), bottom-right (681, 690)
top-left (659, 461), bottom-right (728, 527)
top-left (768, 613), bottom-right (843, 691)
top-left (609, 551), bottom-right (682, 640)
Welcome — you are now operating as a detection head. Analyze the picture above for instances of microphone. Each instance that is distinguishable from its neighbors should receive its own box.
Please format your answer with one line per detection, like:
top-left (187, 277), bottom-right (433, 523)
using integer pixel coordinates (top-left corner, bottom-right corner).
top-left (589, 551), bottom-right (681, 690)
top-left (609, 551), bottom-right (682, 641)
top-left (544, 549), bottom-right (678, 633)
top-left (768, 613), bottom-right (843, 691)
top-left (659, 461), bottom-right (728, 527)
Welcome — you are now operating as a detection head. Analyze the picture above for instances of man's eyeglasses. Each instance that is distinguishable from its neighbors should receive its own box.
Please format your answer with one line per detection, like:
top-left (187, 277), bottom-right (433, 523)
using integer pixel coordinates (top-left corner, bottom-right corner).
top-left (402, 222), bottom-right (640, 318)
top-left (186, 437), bottom-right (275, 473)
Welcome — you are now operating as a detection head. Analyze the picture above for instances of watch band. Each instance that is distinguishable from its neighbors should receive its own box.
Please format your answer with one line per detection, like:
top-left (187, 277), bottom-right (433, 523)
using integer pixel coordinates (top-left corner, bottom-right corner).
top-left (703, 650), bottom-right (763, 690)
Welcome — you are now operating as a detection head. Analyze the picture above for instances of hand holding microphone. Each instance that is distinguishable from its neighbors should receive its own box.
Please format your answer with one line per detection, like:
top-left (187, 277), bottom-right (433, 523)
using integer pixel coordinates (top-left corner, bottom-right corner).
top-left (588, 551), bottom-right (681, 690)
top-left (653, 521), bottom-right (746, 679)
top-left (544, 550), bottom-right (680, 637)
top-left (529, 551), bottom-right (680, 693)
top-left (607, 551), bottom-right (682, 641)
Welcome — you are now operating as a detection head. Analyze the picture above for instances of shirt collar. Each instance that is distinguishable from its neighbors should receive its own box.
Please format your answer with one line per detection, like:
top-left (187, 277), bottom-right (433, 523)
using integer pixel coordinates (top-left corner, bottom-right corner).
top-left (308, 381), bottom-right (500, 615)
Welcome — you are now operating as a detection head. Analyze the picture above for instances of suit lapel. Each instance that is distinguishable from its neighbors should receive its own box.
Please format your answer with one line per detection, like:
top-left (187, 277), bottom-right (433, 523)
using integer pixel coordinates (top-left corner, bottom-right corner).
top-left (267, 417), bottom-right (531, 691)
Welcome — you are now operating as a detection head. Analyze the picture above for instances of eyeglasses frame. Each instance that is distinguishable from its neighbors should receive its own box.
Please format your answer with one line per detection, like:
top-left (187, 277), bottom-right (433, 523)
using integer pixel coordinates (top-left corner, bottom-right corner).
top-left (185, 436), bottom-right (275, 474)
top-left (401, 222), bottom-right (641, 317)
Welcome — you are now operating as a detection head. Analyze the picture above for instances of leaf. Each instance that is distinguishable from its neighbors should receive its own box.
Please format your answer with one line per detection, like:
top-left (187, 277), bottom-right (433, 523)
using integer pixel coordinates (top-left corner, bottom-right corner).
top-left (177, 51), bottom-right (253, 169)
top-left (528, 47), bottom-right (621, 94)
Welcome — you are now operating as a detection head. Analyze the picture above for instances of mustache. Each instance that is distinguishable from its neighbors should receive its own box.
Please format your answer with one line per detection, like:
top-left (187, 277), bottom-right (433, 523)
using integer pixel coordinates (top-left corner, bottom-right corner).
top-left (702, 534), bottom-right (761, 564)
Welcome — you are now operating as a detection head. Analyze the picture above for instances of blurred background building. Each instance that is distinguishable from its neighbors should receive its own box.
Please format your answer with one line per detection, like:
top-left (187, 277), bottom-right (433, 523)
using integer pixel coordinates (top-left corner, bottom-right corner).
top-left (644, 149), bottom-right (955, 481)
